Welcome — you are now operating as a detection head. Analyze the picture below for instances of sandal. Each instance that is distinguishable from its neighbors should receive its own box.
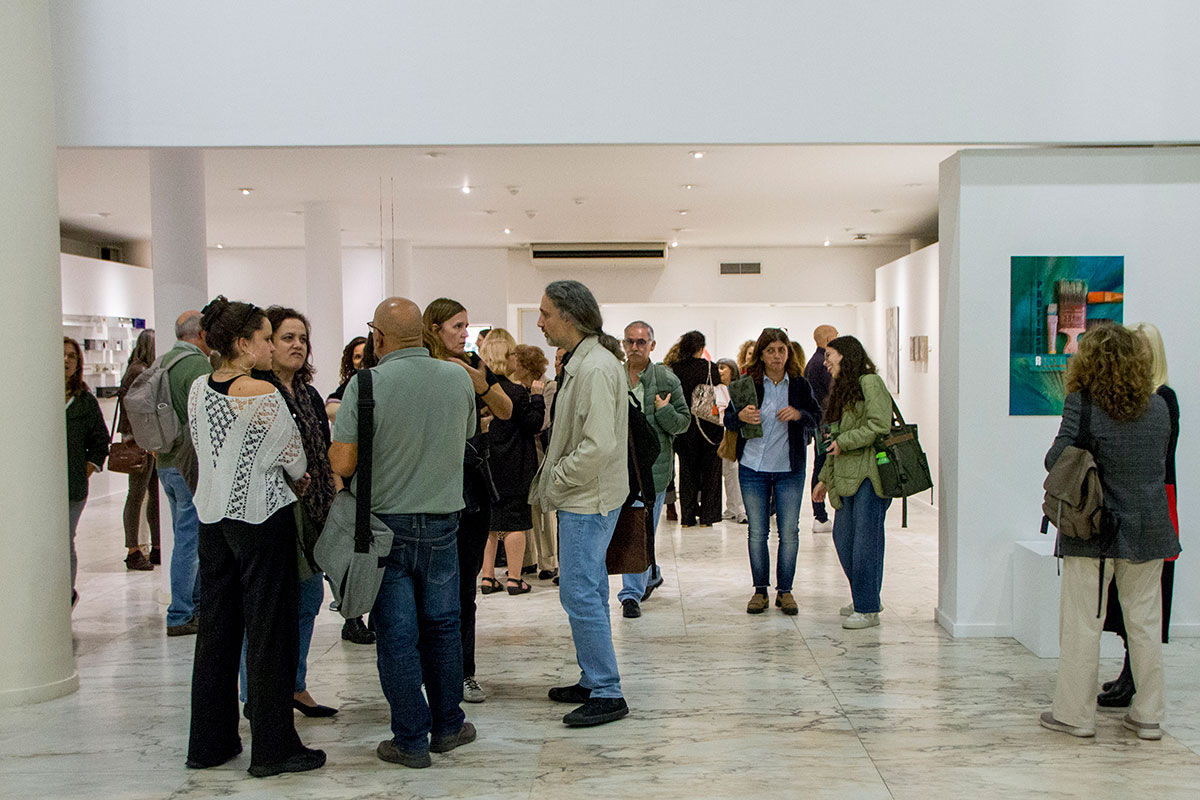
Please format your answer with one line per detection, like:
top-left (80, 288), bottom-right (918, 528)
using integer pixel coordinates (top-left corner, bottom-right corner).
top-left (480, 577), bottom-right (502, 595)
top-left (506, 577), bottom-right (532, 595)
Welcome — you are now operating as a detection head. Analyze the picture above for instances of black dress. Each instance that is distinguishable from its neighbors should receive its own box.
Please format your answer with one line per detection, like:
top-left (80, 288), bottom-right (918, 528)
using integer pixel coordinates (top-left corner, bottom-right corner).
top-left (670, 357), bottom-right (724, 526)
top-left (486, 376), bottom-right (545, 531)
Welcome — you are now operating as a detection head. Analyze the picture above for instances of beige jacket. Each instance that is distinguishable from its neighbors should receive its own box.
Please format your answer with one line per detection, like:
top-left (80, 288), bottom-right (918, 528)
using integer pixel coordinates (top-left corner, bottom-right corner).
top-left (529, 336), bottom-right (629, 515)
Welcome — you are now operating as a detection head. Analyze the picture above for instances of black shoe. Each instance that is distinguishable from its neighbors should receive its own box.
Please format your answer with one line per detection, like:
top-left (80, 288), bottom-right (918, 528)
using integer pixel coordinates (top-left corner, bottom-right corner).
top-left (641, 571), bottom-right (664, 602)
top-left (552, 574), bottom-right (560, 586)
top-left (376, 739), bottom-right (431, 768)
top-left (548, 683), bottom-right (592, 704)
top-left (430, 722), bottom-right (477, 754)
top-left (125, 550), bottom-right (153, 571)
top-left (342, 617), bottom-right (376, 645)
top-left (186, 741), bottom-right (243, 769)
top-left (622, 599), bottom-right (641, 618)
top-left (167, 616), bottom-right (199, 636)
top-left (149, 547), bottom-right (161, 565)
top-left (1098, 652), bottom-right (1134, 707)
top-left (522, 564), bottom-right (537, 575)
top-left (538, 568), bottom-right (558, 581)
top-left (563, 697), bottom-right (629, 727)
top-left (293, 698), bottom-right (338, 717)
top-left (247, 746), bottom-right (326, 778)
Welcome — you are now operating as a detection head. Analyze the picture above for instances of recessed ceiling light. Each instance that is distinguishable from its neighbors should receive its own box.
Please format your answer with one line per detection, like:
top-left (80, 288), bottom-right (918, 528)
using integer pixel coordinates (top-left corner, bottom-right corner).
top-left (426, 151), bottom-right (444, 159)
top-left (670, 240), bottom-right (679, 248)
top-left (503, 227), bottom-right (512, 235)
top-left (574, 198), bottom-right (585, 205)
top-left (288, 210), bottom-right (303, 216)
top-left (461, 185), bottom-right (471, 194)
top-left (678, 210), bottom-right (689, 216)
top-left (683, 184), bottom-right (694, 190)
top-left (215, 243), bottom-right (224, 249)
top-left (823, 238), bottom-right (830, 247)
top-left (689, 151), bottom-right (705, 159)
top-left (507, 186), bottom-right (520, 196)
top-left (86, 211), bottom-right (112, 218)
top-left (239, 188), bottom-right (253, 196)
top-left (526, 210), bottom-right (537, 219)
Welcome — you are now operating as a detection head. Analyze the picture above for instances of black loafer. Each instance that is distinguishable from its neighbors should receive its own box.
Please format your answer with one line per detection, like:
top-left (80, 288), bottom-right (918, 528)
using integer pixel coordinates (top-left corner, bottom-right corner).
top-left (641, 571), bottom-right (664, 601)
top-left (548, 683), bottom-right (592, 704)
top-left (341, 617), bottom-right (376, 645)
top-left (293, 698), bottom-right (339, 717)
top-left (622, 599), bottom-right (641, 618)
top-left (247, 746), bottom-right (326, 778)
top-left (563, 697), bottom-right (629, 727)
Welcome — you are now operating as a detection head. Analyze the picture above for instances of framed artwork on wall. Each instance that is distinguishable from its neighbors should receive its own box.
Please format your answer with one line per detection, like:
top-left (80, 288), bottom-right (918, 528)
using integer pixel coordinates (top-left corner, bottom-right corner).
top-left (885, 306), bottom-right (900, 395)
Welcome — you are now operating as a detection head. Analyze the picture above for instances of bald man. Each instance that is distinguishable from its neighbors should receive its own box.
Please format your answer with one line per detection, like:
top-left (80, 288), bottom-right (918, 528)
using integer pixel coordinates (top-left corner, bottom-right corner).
top-left (805, 325), bottom-right (838, 532)
top-left (160, 310), bottom-right (214, 635)
top-left (329, 297), bottom-right (479, 768)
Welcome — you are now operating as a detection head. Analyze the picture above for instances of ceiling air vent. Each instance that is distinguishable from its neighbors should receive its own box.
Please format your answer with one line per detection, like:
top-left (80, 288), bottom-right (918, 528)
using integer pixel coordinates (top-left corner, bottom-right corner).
top-left (529, 242), bottom-right (667, 269)
top-left (720, 261), bottom-right (761, 275)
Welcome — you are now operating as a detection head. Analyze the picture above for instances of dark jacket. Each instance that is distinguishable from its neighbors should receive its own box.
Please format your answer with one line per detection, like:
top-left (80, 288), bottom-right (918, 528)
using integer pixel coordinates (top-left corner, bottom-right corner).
top-left (66, 390), bottom-right (110, 502)
top-left (1045, 391), bottom-right (1180, 562)
top-left (804, 347), bottom-right (832, 406)
top-left (488, 376), bottom-right (545, 499)
top-left (670, 357), bottom-right (724, 451)
top-left (723, 372), bottom-right (821, 474)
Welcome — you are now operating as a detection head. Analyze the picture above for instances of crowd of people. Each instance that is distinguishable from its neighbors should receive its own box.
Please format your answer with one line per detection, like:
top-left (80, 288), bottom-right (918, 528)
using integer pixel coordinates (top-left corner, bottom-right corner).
top-left (61, 278), bottom-right (1181, 776)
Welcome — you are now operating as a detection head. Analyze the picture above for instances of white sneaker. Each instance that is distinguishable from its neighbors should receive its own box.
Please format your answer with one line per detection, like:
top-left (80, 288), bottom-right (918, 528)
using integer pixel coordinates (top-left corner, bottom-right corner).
top-left (842, 611), bottom-right (880, 629)
top-left (463, 677), bottom-right (486, 703)
top-left (840, 602), bottom-right (884, 617)
top-left (722, 510), bottom-right (736, 520)
top-left (812, 519), bottom-right (833, 533)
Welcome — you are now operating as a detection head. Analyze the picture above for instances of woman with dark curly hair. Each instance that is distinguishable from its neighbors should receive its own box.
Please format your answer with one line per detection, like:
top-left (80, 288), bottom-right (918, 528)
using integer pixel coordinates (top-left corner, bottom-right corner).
top-left (325, 335), bottom-right (367, 422)
top-left (812, 335), bottom-right (893, 630)
top-left (1038, 324), bottom-right (1179, 741)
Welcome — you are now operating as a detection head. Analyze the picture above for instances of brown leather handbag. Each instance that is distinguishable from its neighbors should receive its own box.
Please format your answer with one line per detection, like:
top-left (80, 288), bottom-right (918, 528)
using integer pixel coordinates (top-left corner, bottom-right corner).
top-left (107, 399), bottom-right (150, 474)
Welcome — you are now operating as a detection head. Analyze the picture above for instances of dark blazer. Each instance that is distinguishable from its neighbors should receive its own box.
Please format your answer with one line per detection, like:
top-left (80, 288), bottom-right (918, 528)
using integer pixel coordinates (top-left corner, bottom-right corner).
top-left (670, 357), bottom-right (724, 450)
top-left (487, 376), bottom-right (545, 498)
top-left (66, 389), bottom-right (110, 502)
top-left (804, 347), bottom-right (832, 406)
top-left (1046, 391), bottom-right (1180, 561)
top-left (724, 373), bottom-right (821, 474)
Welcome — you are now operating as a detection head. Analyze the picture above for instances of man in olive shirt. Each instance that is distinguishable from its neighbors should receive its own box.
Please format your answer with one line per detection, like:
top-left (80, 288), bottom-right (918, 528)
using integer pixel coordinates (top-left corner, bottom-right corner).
top-left (330, 297), bottom-right (477, 769)
top-left (159, 311), bottom-right (212, 636)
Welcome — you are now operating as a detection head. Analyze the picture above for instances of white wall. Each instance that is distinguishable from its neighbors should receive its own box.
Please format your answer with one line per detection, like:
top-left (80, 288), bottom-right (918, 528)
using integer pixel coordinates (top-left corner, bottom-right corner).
top-left (60, 253), bottom-right (154, 321)
top-left (50, 3), bottom-right (1200, 147)
top-left (206, 249), bottom-right (307, 313)
top-left (938, 148), bottom-right (1200, 638)
top-left (860, 245), bottom-right (940, 508)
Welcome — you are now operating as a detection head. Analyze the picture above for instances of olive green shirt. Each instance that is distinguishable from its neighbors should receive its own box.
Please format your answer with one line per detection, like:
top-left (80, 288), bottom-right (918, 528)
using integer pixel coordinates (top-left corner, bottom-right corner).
top-left (157, 341), bottom-right (212, 470)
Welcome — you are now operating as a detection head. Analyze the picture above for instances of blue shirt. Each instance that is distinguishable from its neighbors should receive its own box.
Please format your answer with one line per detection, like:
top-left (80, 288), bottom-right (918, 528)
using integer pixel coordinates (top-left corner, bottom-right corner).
top-left (740, 374), bottom-right (792, 473)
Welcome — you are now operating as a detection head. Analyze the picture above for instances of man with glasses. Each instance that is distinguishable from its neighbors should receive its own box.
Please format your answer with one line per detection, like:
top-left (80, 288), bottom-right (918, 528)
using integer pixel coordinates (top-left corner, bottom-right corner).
top-left (616, 321), bottom-right (690, 619)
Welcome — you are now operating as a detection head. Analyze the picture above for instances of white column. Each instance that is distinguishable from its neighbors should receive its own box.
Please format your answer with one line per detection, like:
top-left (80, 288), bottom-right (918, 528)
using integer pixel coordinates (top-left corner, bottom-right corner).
top-left (149, 148), bottom-right (209, 604)
top-left (305, 202), bottom-right (344, 398)
top-left (382, 238), bottom-right (413, 299)
top-left (0, 0), bottom-right (79, 707)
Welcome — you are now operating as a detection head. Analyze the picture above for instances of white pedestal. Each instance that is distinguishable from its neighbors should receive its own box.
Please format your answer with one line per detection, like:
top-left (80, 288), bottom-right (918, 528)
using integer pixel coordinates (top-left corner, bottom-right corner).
top-left (1012, 540), bottom-right (1124, 659)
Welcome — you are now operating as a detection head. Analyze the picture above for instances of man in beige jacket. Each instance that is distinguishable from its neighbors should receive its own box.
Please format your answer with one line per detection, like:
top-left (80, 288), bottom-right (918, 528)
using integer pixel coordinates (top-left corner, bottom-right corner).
top-left (529, 280), bottom-right (630, 727)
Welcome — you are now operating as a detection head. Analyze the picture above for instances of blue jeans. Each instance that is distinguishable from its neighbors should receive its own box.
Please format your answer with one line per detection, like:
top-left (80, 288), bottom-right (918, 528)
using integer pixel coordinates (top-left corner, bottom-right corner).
top-left (239, 571), bottom-right (325, 701)
top-left (832, 479), bottom-right (891, 614)
top-left (739, 464), bottom-right (805, 592)
top-left (161, 466), bottom-right (201, 626)
top-left (617, 491), bottom-right (666, 604)
top-left (373, 512), bottom-right (465, 753)
top-left (558, 509), bottom-right (623, 699)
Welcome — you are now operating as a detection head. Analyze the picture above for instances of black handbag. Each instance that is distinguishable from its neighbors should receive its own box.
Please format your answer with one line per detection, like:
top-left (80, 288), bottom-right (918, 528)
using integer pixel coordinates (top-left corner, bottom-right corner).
top-left (313, 369), bottom-right (394, 618)
top-left (873, 397), bottom-right (933, 499)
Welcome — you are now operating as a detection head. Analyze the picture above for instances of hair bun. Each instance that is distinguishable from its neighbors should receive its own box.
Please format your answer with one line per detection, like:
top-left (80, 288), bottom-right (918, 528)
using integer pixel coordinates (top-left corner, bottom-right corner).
top-left (200, 295), bottom-right (230, 330)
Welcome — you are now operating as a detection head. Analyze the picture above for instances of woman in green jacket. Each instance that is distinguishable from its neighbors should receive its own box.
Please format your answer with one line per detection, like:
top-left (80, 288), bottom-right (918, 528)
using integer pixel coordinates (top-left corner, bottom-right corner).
top-left (812, 336), bottom-right (892, 630)
top-left (64, 337), bottom-right (110, 605)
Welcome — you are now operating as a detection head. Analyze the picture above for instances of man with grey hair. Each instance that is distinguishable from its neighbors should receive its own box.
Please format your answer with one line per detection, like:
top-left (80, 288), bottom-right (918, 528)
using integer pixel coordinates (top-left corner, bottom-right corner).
top-left (531, 280), bottom-right (630, 727)
top-left (159, 310), bottom-right (213, 635)
top-left (806, 324), bottom-right (838, 533)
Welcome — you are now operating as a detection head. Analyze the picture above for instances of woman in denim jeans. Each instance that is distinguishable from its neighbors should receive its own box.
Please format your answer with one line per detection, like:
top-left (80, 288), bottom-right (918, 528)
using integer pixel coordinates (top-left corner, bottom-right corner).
top-left (812, 335), bottom-right (892, 630)
top-left (723, 329), bottom-right (820, 616)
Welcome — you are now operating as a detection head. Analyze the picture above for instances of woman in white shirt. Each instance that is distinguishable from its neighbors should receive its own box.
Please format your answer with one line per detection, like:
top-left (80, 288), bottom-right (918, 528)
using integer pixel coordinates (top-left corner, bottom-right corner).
top-left (184, 296), bottom-right (325, 779)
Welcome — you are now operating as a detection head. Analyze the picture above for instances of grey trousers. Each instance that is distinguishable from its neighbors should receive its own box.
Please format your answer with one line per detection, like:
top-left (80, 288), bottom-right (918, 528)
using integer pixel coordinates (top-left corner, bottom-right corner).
top-left (68, 499), bottom-right (86, 591)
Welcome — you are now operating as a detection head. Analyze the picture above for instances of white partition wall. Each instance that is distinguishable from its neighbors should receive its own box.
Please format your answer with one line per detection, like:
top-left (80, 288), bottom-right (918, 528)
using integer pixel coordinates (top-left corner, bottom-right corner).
top-left (937, 148), bottom-right (1200, 638)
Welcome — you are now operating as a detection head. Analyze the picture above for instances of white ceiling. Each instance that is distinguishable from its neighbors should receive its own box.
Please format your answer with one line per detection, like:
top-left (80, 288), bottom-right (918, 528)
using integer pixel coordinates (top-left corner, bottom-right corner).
top-left (57, 144), bottom-right (976, 251)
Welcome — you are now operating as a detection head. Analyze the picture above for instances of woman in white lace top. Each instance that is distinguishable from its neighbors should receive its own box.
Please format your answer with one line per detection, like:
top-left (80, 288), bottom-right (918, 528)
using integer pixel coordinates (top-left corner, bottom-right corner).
top-left (184, 296), bottom-right (325, 779)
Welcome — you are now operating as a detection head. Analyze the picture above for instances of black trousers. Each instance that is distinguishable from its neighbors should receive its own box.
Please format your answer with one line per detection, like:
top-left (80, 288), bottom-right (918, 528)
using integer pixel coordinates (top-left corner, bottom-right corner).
top-left (123, 458), bottom-right (160, 549)
top-left (189, 506), bottom-right (302, 768)
top-left (457, 472), bottom-right (491, 679)
top-left (676, 429), bottom-right (723, 525)
top-left (810, 439), bottom-right (829, 523)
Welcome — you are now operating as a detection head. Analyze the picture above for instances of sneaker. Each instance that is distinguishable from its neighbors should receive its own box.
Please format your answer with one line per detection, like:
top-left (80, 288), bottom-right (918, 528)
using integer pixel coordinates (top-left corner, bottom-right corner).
top-left (431, 722), bottom-right (478, 753)
top-left (840, 602), bottom-right (884, 617)
top-left (812, 518), bottom-right (833, 533)
top-left (562, 697), bottom-right (629, 727)
top-left (622, 599), bottom-right (641, 618)
top-left (641, 571), bottom-right (664, 601)
top-left (746, 592), bottom-right (769, 614)
top-left (342, 617), bottom-right (376, 645)
top-left (167, 616), bottom-right (199, 636)
top-left (328, 599), bottom-right (340, 612)
top-left (463, 677), bottom-right (486, 704)
top-left (775, 592), bottom-right (799, 616)
top-left (1123, 714), bottom-right (1163, 740)
top-left (248, 746), bottom-right (326, 777)
top-left (376, 739), bottom-right (431, 769)
top-left (1039, 711), bottom-right (1095, 738)
top-left (736, 515), bottom-right (748, 524)
top-left (125, 550), bottom-right (153, 570)
top-left (548, 683), bottom-right (591, 704)
top-left (722, 510), bottom-right (736, 520)
top-left (842, 611), bottom-right (880, 629)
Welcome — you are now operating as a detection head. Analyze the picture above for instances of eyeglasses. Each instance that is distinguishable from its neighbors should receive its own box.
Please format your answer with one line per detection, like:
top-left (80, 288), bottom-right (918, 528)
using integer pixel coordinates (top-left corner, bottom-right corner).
top-left (623, 338), bottom-right (649, 348)
top-left (366, 321), bottom-right (380, 333)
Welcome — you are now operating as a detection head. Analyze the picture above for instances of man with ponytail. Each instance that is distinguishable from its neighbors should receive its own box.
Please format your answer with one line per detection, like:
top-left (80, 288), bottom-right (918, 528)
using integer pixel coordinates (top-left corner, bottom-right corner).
top-left (530, 280), bottom-right (630, 727)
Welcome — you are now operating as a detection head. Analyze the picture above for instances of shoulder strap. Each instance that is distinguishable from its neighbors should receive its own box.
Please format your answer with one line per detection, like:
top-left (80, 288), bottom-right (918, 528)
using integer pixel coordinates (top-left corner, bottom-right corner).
top-left (354, 369), bottom-right (375, 554)
top-left (160, 349), bottom-right (195, 372)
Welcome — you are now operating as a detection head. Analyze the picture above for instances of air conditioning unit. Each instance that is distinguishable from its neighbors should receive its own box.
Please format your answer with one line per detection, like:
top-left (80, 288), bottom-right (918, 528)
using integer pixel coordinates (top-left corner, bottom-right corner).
top-left (529, 242), bottom-right (668, 269)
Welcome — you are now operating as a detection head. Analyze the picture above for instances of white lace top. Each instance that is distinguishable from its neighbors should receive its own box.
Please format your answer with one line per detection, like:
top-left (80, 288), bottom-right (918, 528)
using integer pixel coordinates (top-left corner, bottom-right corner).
top-left (188, 376), bottom-right (307, 525)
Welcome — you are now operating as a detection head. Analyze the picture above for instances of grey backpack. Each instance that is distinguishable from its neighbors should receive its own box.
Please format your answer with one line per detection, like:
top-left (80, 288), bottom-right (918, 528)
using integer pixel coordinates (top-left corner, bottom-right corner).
top-left (123, 350), bottom-right (193, 452)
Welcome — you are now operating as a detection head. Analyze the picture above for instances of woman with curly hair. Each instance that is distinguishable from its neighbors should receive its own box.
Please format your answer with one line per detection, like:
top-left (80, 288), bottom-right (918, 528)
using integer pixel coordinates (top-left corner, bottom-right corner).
top-left (1038, 324), bottom-right (1179, 741)
top-left (812, 335), bottom-right (892, 630)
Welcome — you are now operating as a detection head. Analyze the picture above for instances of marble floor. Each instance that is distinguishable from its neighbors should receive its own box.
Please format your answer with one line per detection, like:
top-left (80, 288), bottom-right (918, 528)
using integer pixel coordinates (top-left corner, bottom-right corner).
top-left (8, 491), bottom-right (1200, 799)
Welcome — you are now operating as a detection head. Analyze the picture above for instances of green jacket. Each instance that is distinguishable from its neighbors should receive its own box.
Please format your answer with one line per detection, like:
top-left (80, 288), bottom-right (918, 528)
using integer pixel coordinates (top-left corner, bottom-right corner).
top-left (628, 362), bottom-right (690, 493)
top-left (156, 341), bottom-right (212, 470)
top-left (817, 373), bottom-right (892, 509)
top-left (529, 336), bottom-right (628, 515)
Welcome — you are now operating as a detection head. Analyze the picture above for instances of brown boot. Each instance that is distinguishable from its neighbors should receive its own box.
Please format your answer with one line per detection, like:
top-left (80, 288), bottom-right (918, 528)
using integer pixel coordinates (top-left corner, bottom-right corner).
top-left (665, 504), bottom-right (678, 521)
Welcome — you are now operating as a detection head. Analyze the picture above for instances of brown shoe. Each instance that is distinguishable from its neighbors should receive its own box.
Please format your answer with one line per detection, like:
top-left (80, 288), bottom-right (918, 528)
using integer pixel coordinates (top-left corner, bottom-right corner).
top-left (746, 592), bottom-right (769, 614)
top-left (125, 550), bottom-right (153, 571)
top-left (665, 504), bottom-right (678, 521)
top-left (167, 617), bottom-right (199, 636)
top-left (775, 591), bottom-right (798, 615)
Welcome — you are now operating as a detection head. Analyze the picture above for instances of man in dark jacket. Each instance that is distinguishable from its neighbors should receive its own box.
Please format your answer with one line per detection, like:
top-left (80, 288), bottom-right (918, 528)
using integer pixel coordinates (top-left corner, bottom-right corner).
top-left (804, 325), bottom-right (837, 532)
